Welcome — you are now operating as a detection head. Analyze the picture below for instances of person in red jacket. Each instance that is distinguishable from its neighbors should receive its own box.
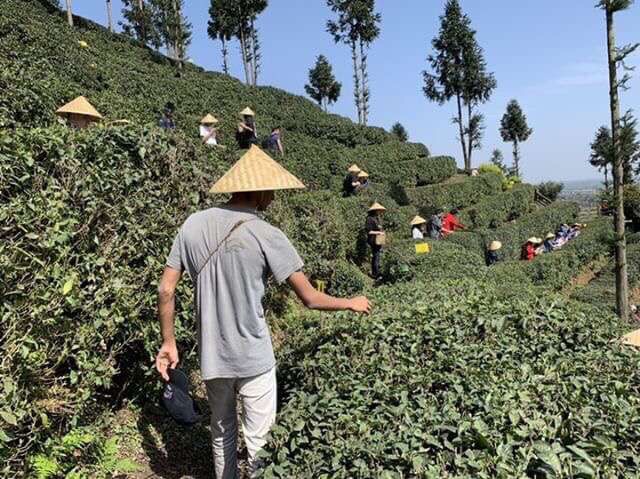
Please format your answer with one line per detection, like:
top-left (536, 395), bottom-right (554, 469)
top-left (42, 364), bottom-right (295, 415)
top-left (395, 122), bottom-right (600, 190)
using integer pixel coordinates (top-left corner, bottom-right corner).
top-left (521, 237), bottom-right (542, 261)
top-left (442, 208), bottom-right (465, 237)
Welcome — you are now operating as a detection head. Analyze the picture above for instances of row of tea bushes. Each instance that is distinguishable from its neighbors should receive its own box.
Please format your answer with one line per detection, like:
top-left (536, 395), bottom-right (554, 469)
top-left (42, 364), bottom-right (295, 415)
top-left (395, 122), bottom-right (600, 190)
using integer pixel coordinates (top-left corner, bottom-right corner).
top-left (458, 184), bottom-right (536, 230)
top-left (402, 173), bottom-right (503, 214)
top-left (263, 277), bottom-right (640, 477)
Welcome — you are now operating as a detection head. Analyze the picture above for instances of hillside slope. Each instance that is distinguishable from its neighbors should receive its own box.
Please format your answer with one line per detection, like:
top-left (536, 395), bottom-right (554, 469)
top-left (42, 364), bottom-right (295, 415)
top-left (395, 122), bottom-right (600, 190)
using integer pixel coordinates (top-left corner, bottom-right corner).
top-left (3, 1), bottom-right (640, 478)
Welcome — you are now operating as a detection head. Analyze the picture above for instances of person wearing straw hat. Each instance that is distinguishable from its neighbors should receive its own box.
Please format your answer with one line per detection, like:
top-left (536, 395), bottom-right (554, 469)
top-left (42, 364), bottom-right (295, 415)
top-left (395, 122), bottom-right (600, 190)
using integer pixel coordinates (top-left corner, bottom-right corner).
top-left (486, 241), bottom-right (502, 266)
top-left (55, 96), bottom-right (103, 129)
top-left (366, 202), bottom-right (386, 279)
top-left (343, 164), bottom-right (361, 197)
top-left (199, 114), bottom-right (220, 146)
top-left (410, 215), bottom-right (427, 240)
top-left (236, 106), bottom-right (258, 148)
top-left (521, 237), bottom-right (542, 261)
top-left (155, 145), bottom-right (371, 478)
top-left (356, 170), bottom-right (370, 191)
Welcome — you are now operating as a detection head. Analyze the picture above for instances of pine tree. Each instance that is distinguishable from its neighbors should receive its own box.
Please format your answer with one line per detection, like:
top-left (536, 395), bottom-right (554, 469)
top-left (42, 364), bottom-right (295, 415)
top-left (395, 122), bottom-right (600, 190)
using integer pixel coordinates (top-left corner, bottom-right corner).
top-left (120, 0), bottom-right (162, 49)
top-left (327, 0), bottom-right (381, 125)
top-left (597, 0), bottom-right (639, 320)
top-left (390, 122), bottom-right (408, 142)
top-left (423, 0), bottom-right (496, 172)
top-left (305, 55), bottom-right (342, 112)
top-left (499, 99), bottom-right (532, 177)
top-left (208, 0), bottom-right (237, 75)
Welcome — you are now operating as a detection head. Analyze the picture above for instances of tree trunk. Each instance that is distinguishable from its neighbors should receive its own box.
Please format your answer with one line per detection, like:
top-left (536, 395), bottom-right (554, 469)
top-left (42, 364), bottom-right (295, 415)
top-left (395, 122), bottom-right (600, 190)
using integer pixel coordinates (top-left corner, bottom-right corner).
top-left (604, 165), bottom-right (610, 191)
top-left (239, 28), bottom-right (251, 85)
top-left (606, 5), bottom-right (629, 320)
top-left (455, 93), bottom-right (468, 171)
top-left (513, 139), bottom-right (520, 177)
top-left (250, 18), bottom-right (258, 86)
top-left (106, 0), bottom-right (113, 32)
top-left (173, 0), bottom-right (183, 69)
top-left (65, 0), bottom-right (73, 26)
top-left (466, 102), bottom-right (473, 172)
top-left (221, 38), bottom-right (229, 75)
top-left (137, 0), bottom-right (146, 44)
top-left (359, 39), bottom-right (368, 126)
top-left (350, 40), bottom-right (362, 125)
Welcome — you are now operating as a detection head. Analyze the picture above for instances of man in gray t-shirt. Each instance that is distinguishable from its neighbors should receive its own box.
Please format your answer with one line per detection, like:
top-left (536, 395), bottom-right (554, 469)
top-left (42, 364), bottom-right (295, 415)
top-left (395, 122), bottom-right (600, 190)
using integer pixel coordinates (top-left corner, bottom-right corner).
top-left (155, 146), bottom-right (370, 478)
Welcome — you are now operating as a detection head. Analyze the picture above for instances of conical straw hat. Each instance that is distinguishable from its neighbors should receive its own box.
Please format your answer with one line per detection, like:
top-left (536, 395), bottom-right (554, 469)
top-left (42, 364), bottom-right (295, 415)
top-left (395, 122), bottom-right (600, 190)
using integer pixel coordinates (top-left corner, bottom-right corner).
top-left (210, 145), bottom-right (305, 194)
top-left (348, 164), bottom-right (361, 173)
top-left (358, 170), bottom-right (369, 178)
top-left (201, 114), bottom-right (218, 124)
top-left (239, 107), bottom-right (255, 117)
top-left (545, 232), bottom-right (555, 240)
top-left (527, 237), bottom-right (541, 244)
top-left (55, 96), bottom-right (103, 120)
top-left (368, 202), bottom-right (386, 212)
top-left (621, 329), bottom-right (640, 347)
top-left (410, 215), bottom-right (427, 226)
top-left (489, 240), bottom-right (502, 251)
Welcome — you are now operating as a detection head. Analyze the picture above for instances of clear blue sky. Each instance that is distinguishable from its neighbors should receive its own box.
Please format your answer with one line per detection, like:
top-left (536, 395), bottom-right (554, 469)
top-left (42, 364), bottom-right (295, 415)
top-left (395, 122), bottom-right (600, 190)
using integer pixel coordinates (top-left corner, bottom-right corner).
top-left (74, 0), bottom-right (640, 183)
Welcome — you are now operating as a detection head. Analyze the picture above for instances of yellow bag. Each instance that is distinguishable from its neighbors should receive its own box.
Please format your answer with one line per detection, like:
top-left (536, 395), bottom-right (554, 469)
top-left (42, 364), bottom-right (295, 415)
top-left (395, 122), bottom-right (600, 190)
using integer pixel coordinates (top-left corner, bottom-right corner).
top-left (415, 242), bottom-right (430, 255)
top-left (374, 232), bottom-right (386, 246)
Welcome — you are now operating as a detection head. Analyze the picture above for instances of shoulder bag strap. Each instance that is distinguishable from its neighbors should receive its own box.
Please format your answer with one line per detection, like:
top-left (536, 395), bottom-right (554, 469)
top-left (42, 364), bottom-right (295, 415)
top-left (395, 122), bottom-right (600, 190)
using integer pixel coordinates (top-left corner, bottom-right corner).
top-left (195, 218), bottom-right (257, 278)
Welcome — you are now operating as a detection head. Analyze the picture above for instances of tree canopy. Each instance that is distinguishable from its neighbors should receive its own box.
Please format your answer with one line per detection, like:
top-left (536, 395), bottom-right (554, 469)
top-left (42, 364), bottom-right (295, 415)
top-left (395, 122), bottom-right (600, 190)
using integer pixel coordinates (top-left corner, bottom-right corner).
top-left (390, 122), bottom-right (408, 142)
top-left (500, 99), bottom-right (532, 177)
top-left (305, 55), bottom-right (341, 112)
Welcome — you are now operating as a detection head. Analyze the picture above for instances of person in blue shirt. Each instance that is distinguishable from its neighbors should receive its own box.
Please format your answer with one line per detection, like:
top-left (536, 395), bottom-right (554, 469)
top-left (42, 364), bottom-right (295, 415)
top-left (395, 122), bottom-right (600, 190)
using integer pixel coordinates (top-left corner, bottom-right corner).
top-left (159, 103), bottom-right (176, 130)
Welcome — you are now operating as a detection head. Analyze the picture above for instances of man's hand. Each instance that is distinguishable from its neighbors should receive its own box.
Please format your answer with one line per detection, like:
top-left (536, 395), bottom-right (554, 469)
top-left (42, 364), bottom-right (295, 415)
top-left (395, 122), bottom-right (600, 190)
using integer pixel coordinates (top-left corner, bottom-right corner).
top-left (156, 341), bottom-right (179, 381)
top-left (349, 296), bottom-right (371, 314)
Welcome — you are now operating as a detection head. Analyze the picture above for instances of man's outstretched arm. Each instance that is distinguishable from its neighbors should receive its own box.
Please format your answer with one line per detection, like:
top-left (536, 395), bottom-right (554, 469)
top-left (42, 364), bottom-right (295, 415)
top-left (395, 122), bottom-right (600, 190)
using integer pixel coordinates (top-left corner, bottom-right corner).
top-left (288, 271), bottom-right (371, 314)
top-left (156, 266), bottom-right (182, 381)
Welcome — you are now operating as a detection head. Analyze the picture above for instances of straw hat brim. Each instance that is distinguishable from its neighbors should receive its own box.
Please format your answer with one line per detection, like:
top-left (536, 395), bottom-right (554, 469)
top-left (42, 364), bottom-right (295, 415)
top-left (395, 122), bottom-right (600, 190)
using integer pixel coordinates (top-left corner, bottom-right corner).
top-left (527, 237), bottom-right (541, 244)
top-left (369, 202), bottom-right (386, 212)
top-left (545, 233), bottom-right (555, 240)
top-left (55, 96), bottom-right (103, 120)
top-left (348, 164), bottom-right (361, 173)
top-left (239, 107), bottom-right (255, 117)
top-left (489, 241), bottom-right (502, 251)
top-left (621, 329), bottom-right (640, 347)
top-left (358, 171), bottom-right (369, 178)
top-left (201, 114), bottom-right (219, 124)
top-left (210, 145), bottom-right (305, 194)
top-left (410, 216), bottom-right (427, 226)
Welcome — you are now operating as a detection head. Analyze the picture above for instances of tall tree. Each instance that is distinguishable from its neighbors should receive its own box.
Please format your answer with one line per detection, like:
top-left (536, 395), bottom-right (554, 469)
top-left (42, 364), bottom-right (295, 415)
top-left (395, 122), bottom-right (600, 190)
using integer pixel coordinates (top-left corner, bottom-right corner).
top-left (106, 0), bottom-right (113, 32)
top-left (305, 55), bottom-right (342, 111)
top-left (598, 0), bottom-right (639, 320)
top-left (499, 99), bottom-right (532, 177)
top-left (227, 0), bottom-right (267, 86)
top-left (490, 148), bottom-right (507, 174)
top-left (120, 0), bottom-right (162, 48)
top-left (423, 0), bottom-right (496, 172)
top-left (590, 126), bottom-right (613, 191)
top-left (327, 0), bottom-right (381, 125)
top-left (155, 0), bottom-right (192, 69)
top-left (65, 0), bottom-right (73, 26)
top-left (208, 0), bottom-right (237, 75)
top-left (390, 122), bottom-right (408, 142)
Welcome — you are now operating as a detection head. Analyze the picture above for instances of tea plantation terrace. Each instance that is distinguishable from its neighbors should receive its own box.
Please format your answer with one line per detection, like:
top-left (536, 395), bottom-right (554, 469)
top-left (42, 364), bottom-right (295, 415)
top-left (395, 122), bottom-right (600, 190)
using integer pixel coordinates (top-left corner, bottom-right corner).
top-left (2, 0), bottom-right (640, 476)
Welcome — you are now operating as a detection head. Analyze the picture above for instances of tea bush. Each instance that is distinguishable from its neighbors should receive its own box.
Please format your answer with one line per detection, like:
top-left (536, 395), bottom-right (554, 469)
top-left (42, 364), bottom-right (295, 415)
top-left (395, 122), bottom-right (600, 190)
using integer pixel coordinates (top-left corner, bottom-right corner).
top-left (263, 278), bottom-right (640, 477)
top-left (404, 173), bottom-right (503, 213)
top-left (415, 155), bottom-right (458, 186)
top-left (458, 184), bottom-right (536, 230)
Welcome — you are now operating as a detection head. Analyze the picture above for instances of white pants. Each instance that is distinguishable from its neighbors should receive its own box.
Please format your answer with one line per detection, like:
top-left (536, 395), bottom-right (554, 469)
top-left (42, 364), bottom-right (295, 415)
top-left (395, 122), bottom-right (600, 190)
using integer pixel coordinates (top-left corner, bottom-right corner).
top-left (205, 367), bottom-right (277, 479)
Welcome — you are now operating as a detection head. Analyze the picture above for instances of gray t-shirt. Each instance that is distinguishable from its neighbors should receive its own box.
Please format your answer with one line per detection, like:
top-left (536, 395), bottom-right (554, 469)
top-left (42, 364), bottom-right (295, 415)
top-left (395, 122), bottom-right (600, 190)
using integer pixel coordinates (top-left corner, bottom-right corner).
top-left (166, 205), bottom-right (304, 379)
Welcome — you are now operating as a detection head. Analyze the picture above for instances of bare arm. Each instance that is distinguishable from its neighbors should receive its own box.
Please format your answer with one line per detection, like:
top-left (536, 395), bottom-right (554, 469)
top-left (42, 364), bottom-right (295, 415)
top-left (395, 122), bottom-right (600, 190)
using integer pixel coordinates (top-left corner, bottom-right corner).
top-left (287, 271), bottom-right (370, 313)
top-left (155, 266), bottom-right (182, 380)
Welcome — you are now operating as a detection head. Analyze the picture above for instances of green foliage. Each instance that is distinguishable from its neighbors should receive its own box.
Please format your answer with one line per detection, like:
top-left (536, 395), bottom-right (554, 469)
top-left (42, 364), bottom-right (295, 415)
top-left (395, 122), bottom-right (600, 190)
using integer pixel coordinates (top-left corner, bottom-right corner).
top-left (537, 181), bottom-right (564, 201)
top-left (30, 427), bottom-right (139, 478)
top-left (477, 162), bottom-right (503, 177)
top-left (458, 184), bottom-right (536, 230)
top-left (120, 0), bottom-right (163, 49)
top-left (262, 276), bottom-right (640, 477)
top-left (489, 148), bottom-right (507, 174)
top-left (305, 55), bottom-right (342, 111)
top-left (405, 173), bottom-right (503, 215)
top-left (327, 260), bottom-right (367, 297)
top-left (415, 155), bottom-right (457, 186)
top-left (500, 99), bottom-right (532, 176)
top-left (390, 122), bottom-right (408, 142)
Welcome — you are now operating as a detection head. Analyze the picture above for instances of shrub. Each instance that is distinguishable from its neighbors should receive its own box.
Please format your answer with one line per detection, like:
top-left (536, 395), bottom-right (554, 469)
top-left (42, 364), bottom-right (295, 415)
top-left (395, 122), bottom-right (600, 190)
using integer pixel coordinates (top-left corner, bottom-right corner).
top-left (478, 163), bottom-right (503, 177)
top-left (502, 175), bottom-right (522, 191)
top-left (537, 181), bottom-right (564, 201)
top-left (415, 156), bottom-right (457, 186)
top-left (458, 184), bottom-right (536, 230)
top-left (404, 173), bottom-right (503, 214)
top-left (327, 260), bottom-right (367, 297)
